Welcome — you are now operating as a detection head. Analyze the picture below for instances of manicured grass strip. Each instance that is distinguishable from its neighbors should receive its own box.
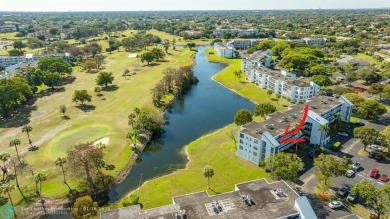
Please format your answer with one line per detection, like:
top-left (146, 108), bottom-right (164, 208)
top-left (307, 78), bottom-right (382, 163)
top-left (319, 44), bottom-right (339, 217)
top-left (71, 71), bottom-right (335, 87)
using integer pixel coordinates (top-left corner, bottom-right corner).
top-left (117, 124), bottom-right (269, 209)
top-left (206, 48), bottom-right (290, 111)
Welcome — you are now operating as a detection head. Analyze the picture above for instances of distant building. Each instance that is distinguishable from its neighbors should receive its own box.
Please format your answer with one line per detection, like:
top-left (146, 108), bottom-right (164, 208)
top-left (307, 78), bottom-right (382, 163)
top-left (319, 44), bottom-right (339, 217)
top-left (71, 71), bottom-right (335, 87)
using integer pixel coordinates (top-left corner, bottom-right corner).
top-left (0, 53), bottom-right (71, 77)
top-left (227, 39), bottom-right (259, 49)
top-left (302, 38), bottom-right (327, 46)
top-left (214, 42), bottom-right (236, 58)
top-left (241, 49), bottom-right (273, 72)
top-left (245, 66), bottom-right (321, 103)
top-left (101, 178), bottom-right (317, 219)
top-left (337, 55), bottom-right (370, 69)
top-left (287, 38), bottom-right (327, 46)
top-left (237, 96), bottom-right (353, 165)
top-left (0, 25), bottom-right (17, 32)
top-left (213, 29), bottom-right (259, 37)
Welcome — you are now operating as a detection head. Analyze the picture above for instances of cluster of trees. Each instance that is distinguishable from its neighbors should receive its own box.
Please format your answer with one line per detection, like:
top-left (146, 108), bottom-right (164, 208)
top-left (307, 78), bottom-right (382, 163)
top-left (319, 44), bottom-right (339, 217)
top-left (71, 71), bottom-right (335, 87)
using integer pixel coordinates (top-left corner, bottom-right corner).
top-left (151, 66), bottom-right (198, 107)
top-left (121, 32), bottom-right (162, 51)
top-left (126, 107), bottom-right (167, 148)
top-left (0, 57), bottom-right (72, 117)
top-left (140, 48), bottom-right (166, 65)
top-left (0, 77), bottom-right (33, 118)
top-left (368, 83), bottom-right (390, 100)
top-left (343, 93), bottom-right (387, 120)
top-left (234, 109), bottom-right (253, 126)
top-left (263, 152), bottom-right (304, 182)
top-left (354, 126), bottom-right (389, 152)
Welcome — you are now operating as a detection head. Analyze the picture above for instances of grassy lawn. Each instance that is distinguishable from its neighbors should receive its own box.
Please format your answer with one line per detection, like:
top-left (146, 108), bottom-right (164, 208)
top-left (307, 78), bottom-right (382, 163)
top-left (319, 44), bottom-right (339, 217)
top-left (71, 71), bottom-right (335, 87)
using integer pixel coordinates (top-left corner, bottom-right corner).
top-left (355, 53), bottom-right (380, 66)
top-left (0, 48), bottom-right (195, 205)
top-left (206, 48), bottom-right (290, 110)
top-left (349, 116), bottom-right (360, 123)
top-left (112, 124), bottom-right (269, 210)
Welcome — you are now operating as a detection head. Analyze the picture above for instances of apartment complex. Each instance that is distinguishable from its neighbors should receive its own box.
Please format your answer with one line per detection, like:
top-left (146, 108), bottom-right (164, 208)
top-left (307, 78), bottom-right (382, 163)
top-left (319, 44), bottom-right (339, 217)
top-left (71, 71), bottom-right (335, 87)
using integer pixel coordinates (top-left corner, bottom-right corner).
top-left (214, 42), bottom-right (236, 58)
top-left (287, 38), bottom-right (327, 46)
top-left (214, 39), bottom-right (260, 58)
top-left (245, 67), bottom-right (320, 103)
top-left (237, 96), bottom-right (353, 165)
top-left (213, 28), bottom-right (259, 37)
top-left (101, 178), bottom-right (317, 219)
top-left (241, 49), bottom-right (273, 72)
top-left (227, 39), bottom-right (259, 49)
top-left (0, 53), bottom-right (71, 69)
top-left (0, 25), bottom-right (17, 32)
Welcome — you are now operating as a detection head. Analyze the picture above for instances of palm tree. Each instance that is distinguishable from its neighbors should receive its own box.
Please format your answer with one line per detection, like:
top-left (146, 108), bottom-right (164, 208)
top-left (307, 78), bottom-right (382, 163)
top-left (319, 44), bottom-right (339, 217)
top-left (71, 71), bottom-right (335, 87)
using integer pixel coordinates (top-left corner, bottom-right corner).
top-left (318, 125), bottom-right (330, 146)
top-left (334, 112), bottom-right (342, 129)
top-left (0, 153), bottom-right (10, 180)
top-left (0, 183), bottom-right (17, 218)
top-left (22, 125), bottom-right (33, 147)
top-left (9, 139), bottom-right (22, 163)
top-left (34, 172), bottom-right (47, 197)
top-left (203, 166), bottom-right (214, 189)
top-left (10, 159), bottom-right (25, 199)
top-left (55, 157), bottom-right (72, 192)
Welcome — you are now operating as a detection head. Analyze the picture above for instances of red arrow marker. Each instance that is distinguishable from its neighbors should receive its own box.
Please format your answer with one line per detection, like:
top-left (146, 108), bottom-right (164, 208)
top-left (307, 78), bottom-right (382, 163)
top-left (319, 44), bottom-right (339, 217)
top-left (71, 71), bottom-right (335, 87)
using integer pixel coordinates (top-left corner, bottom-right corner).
top-left (280, 104), bottom-right (309, 145)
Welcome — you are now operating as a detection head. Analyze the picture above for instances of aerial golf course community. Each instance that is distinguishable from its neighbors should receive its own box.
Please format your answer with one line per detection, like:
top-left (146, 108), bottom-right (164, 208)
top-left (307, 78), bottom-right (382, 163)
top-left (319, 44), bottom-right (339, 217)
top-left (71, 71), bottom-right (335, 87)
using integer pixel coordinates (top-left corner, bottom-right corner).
top-left (1, 7), bottom-right (390, 219)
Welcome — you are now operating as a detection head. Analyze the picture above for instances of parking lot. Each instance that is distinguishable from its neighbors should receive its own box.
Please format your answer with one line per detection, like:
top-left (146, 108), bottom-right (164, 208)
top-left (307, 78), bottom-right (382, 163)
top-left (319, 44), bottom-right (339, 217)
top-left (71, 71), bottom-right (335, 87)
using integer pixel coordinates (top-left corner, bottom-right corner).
top-left (299, 114), bottom-right (390, 219)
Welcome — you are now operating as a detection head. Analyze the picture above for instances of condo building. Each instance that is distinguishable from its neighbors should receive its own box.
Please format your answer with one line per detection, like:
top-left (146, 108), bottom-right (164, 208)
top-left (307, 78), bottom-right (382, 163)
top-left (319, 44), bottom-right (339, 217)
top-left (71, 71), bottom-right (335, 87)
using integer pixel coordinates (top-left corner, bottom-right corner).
top-left (237, 96), bottom-right (353, 165)
top-left (245, 67), bottom-right (321, 103)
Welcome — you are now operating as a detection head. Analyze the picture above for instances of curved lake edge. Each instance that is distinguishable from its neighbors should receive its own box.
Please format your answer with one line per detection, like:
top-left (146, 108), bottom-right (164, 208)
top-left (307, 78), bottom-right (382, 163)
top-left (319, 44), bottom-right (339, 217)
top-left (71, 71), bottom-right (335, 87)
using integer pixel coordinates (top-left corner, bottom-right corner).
top-left (108, 48), bottom-right (256, 205)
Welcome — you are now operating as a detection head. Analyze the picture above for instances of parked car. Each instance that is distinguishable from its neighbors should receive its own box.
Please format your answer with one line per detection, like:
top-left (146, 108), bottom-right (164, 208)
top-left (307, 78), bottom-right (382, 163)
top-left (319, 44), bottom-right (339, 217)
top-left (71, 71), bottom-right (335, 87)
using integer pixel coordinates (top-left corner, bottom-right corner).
top-left (338, 132), bottom-right (349, 137)
top-left (347, 192), bottom-right (358, 202)
top-left (369, 145), bottom-right (382, 152)
top-left (337, 185), bottom-right (349, 196)
top-left (375, 154), bottom-right (383, 161)
top-left (328, 201), bottom-right (343, 209)
top-left (355, 122), bottom-right (365, 126)
top-left (379, 174), bottom-right (389, 182)
top-left (346, 170), bottom-right (355, 178)
top-left (352, 162), bottom-right (362, 171)
top-left (369, 168), bottom-right (379, 178)
top-left (368, 151), bottom-right (377, 158)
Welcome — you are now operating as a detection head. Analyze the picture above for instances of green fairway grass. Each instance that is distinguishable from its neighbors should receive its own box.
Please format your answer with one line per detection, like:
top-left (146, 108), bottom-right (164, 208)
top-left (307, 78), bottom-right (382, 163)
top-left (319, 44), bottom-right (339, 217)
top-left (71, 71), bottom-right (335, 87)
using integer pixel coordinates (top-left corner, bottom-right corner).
top-left (0, 47), bottom-right (195, 204)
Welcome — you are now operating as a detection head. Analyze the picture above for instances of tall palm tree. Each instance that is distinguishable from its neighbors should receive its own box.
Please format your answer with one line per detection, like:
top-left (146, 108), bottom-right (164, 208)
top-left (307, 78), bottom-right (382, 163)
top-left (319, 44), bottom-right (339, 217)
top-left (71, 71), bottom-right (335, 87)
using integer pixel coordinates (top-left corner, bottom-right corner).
top-left (55, 157), bottom-right (72, 192)
top-left (22, 125), bottom-right (33, 147)
top-left (9, 139), bottom-right (22, 163)
top-left (203, 165), bottom-right (214, 189)
top-left (10, 159), bottom-right (25, 199)
top-left (0, 183), bottom-right (17, 218)
top-left (0, 153), bottom-right (10, 180)
top-left (34, 172), bottom-right (47, 197)
top-left (334, 112), bottom-right (342, 129)
top-left (318, 125), bottom-right (330, 146)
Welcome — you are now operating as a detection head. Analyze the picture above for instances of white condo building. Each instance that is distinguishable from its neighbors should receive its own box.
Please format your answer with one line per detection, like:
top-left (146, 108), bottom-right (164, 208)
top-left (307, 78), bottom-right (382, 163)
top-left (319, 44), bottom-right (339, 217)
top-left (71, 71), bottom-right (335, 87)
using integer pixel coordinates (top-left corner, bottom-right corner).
top-left (237, 96), bottom-right (353, 165)
top-left (241, 49), bottom-right (273, 72)
top-left (227, 39), bottom-right (259, 49)
top-left (213, 29), bottom-right (259, 37)
top-left (213, 42), bottom-right (236, 58)
top-left (245, 67), bottom-right (320, 103)
top-left (0, 53), bottom-right (71, 69)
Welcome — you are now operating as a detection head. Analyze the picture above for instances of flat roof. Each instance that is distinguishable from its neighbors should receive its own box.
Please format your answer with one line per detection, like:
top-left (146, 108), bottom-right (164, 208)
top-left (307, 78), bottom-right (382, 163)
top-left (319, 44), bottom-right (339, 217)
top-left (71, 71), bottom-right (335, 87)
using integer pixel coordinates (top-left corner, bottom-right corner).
top-left (249, 66), bottom-right (312, 87)
top-left (241, 96), bottom-right (344, 138)
top-left (100, 179), bottom-right (301, 219)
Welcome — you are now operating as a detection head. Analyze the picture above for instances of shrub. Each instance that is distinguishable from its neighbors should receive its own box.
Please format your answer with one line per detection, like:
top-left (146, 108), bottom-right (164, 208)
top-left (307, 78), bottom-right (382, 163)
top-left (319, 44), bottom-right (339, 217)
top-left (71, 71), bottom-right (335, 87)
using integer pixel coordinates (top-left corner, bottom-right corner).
top-left (122, 194), bottom-right (139, 207)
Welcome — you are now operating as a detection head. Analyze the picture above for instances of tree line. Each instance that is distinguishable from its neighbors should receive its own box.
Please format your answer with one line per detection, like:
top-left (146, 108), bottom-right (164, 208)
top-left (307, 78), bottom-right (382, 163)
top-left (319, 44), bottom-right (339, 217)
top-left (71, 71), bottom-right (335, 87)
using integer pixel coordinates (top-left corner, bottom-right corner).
top-left (151, 66), bottom-right (198, 108)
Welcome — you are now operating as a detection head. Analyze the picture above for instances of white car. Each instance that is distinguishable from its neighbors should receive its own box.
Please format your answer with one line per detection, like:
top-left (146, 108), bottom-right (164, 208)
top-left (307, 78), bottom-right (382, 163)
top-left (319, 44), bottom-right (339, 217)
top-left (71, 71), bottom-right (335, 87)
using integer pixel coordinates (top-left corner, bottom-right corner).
top-left (328, 201), bottom-right (343, 209)
top-left (352, 162), bottom-right (362, 171)
top-left (338, 132), bottom-right (349, 137)
top-left (369, 145), bottom-right (382, 152)
top-left (346, 170), bottom-right (355, 178)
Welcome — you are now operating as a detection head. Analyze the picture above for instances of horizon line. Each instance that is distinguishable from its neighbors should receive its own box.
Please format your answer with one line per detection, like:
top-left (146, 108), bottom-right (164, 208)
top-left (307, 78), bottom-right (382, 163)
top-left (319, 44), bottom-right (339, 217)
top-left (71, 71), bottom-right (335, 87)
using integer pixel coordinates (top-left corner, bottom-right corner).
top-left (1, 7), bottom-right (390, 13)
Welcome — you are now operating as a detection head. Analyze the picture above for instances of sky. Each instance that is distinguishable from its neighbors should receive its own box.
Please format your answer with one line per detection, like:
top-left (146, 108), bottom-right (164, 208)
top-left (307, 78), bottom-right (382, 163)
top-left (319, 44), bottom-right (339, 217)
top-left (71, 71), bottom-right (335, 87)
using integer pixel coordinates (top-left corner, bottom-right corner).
top-left (2, 0), bottom-right (390, 12)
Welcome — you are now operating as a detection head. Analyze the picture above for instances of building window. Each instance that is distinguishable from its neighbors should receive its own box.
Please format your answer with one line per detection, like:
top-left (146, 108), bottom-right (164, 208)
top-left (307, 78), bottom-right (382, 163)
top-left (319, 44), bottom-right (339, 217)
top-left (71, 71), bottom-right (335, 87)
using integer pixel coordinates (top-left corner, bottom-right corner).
top-left (239, 146), bottom-right (243, 150)
top-left (240, 133), bottom-right (244, 138)
top-left (253, 152), bottom-right (258, 156)
top-left (254, 140), bottom-right (258, 144)
top-left (253, 147), bottom-right (258, 150)
top-left (270, 147), bottom-right (274, 154)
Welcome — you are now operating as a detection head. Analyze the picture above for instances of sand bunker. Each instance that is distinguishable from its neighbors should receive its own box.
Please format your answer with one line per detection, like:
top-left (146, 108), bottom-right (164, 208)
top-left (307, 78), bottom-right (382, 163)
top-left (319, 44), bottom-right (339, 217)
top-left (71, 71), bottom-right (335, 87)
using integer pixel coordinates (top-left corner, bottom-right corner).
top-left (94, 137), bottom-right (110, 146)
